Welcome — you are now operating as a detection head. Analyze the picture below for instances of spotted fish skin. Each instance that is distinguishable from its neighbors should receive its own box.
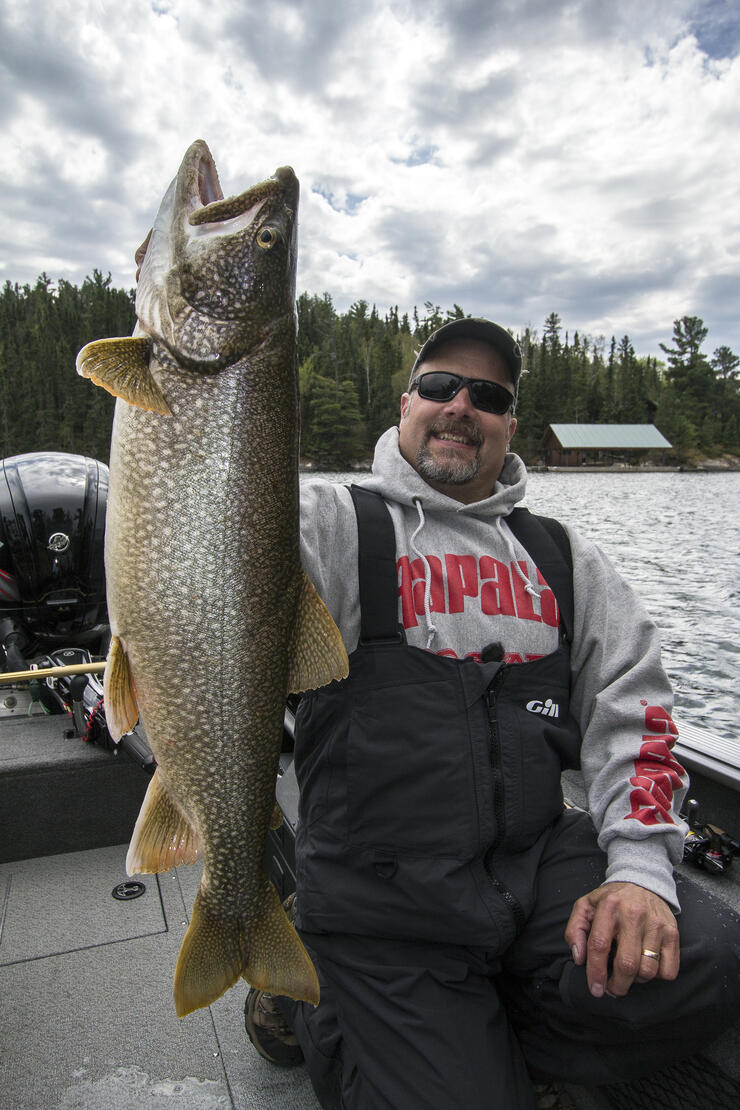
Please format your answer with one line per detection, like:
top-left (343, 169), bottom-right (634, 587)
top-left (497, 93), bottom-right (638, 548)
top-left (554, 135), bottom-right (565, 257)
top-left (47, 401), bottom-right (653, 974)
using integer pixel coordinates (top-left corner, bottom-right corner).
top-left (77, 141), bottom-right (347, 1017)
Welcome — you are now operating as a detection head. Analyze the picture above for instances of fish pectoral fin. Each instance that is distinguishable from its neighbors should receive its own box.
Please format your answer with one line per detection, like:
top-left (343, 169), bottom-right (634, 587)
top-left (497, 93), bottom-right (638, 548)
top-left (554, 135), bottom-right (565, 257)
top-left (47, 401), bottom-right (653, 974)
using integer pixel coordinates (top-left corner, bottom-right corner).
top-left (104, 635), bottom-right (139, 741)
top-left (126, 770), bottom-right (200, 875)
top-left (269, 801), bottom-right (284, 830)
top-left (76, 336), bottom-right (172, 415)
top-left (173, 881), bottom-right (320, 1018)
top-left (287, 571), bottom-right (349, 694)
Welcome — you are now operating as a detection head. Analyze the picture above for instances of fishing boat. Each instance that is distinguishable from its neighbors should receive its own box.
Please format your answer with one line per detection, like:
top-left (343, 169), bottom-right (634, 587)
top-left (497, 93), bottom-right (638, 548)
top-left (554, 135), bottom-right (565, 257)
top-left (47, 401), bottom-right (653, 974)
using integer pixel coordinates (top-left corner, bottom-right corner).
top-left (1, 452), bottom-right (738, 1110)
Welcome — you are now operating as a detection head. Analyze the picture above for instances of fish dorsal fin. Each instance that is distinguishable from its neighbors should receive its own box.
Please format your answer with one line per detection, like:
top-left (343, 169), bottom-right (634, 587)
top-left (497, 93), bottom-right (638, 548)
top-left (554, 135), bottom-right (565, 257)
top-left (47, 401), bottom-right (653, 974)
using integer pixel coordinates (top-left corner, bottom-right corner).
top-left (126, 770), bottom-right (200, 875)
top-left (76, 336), bottom-right (172, 414)
top-left (287, 571), bottom-right (349, 695)
top-left (104, 635), bottom-right (139, 741)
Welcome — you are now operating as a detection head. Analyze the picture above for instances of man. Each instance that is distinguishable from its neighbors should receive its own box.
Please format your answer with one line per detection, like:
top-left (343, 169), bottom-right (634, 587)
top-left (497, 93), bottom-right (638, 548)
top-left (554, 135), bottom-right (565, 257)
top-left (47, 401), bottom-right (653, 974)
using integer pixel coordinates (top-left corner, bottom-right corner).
top-left (247, 319), bottom-right (739, 1109)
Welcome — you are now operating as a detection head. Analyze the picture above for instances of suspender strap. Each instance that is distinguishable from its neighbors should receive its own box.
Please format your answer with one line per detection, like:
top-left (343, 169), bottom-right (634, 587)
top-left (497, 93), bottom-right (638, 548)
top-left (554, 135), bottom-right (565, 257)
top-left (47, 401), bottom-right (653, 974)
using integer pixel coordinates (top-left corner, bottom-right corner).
top-left (348, 486), bottom-right (402, 643)
top-left (348, 487), bottom-right (574, 644)
top-left (505, 507), bottom-right (574, 642)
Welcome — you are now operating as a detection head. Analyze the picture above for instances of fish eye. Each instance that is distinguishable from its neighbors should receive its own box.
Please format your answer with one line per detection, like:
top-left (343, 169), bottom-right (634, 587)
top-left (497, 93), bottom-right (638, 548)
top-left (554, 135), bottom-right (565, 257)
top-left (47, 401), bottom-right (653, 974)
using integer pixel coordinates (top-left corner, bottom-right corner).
top-left (257, 226), bottom-right (279, 250)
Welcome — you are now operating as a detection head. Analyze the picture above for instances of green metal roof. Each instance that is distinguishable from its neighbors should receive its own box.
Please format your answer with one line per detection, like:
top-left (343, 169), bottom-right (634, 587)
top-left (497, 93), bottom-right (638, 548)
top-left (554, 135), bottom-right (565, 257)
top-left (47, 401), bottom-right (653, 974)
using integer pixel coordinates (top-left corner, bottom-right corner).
top-left (545, 424), bottom-right (672, 449)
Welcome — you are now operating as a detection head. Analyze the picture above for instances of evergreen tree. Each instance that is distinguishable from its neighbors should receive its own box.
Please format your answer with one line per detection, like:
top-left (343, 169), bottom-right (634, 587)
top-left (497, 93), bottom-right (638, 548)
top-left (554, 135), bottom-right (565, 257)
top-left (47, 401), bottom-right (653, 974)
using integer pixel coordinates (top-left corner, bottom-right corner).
top-left (712, 346), bottom-right (739, 381)
top-left (303, 374), bottom-right (364, 464)
top-left (711, 346), bottom-right (740, 450)
top-left (659, 317), bottom-right (713, 410)
top-left (1, 274), bottom-right (737, 467)
top-left (659, 316), bottom-right (739, 451)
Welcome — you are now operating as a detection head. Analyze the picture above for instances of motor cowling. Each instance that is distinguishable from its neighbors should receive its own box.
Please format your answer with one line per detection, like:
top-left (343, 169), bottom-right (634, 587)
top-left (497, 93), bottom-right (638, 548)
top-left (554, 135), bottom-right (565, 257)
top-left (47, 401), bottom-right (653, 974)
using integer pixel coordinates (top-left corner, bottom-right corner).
top-left (0, 452), bottom-right (109, 642)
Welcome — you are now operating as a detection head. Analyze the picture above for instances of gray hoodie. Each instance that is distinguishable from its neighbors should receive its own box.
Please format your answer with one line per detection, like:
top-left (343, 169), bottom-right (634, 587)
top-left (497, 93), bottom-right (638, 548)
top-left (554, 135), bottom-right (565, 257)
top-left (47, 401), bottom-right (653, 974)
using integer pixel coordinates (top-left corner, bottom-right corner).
top-left (300, 426), bottom-right (688, 910)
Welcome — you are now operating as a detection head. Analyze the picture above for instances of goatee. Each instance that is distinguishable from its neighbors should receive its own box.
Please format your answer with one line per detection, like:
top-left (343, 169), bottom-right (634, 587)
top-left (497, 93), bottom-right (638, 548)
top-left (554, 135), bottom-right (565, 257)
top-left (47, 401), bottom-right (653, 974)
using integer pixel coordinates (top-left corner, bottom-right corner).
top-left (414, 420), bottom-right (482, 486)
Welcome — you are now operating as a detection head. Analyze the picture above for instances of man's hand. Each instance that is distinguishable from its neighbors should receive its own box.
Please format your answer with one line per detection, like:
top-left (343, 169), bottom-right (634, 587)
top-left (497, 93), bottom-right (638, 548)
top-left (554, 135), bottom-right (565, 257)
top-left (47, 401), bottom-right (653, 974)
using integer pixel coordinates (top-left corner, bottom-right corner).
top-left (565, 881), bottom-right (680, 998)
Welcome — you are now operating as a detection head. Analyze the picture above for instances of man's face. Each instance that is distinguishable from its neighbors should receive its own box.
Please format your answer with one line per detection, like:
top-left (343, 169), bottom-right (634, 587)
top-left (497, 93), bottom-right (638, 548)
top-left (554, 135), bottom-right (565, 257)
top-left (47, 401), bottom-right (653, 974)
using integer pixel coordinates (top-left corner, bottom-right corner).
top-left (398, 337), bottom-right (517, 504)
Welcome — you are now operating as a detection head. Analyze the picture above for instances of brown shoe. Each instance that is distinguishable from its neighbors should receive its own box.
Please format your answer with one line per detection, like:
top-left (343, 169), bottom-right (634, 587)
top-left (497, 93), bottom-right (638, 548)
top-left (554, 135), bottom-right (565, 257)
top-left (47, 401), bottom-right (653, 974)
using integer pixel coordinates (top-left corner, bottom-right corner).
top-left (244, 988), bottom-right (304, 1067)
top-left (534, 1083), bottom-right (577, 1109)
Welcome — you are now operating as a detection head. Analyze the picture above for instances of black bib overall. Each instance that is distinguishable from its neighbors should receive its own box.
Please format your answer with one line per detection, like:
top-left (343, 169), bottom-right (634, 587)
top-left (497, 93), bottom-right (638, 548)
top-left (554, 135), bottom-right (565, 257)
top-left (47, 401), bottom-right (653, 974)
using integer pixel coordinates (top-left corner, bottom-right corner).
top-left (282, 489), bottom-right (740, 1110)
top-left (294, 488), bottom-right (582, 951)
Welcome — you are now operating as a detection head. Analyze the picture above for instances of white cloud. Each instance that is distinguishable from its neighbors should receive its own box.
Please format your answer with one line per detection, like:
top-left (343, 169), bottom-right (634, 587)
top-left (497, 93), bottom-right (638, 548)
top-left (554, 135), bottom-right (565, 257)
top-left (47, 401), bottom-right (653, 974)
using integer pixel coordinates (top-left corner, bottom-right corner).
top-left (0, 0), bottom-right (737, 357)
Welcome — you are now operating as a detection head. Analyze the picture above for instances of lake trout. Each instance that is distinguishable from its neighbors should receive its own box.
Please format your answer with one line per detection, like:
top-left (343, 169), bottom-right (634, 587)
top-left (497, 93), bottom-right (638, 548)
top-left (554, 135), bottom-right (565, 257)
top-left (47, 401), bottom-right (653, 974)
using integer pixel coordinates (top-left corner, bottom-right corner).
top-left (76, 140), bottom-right (347, 1017)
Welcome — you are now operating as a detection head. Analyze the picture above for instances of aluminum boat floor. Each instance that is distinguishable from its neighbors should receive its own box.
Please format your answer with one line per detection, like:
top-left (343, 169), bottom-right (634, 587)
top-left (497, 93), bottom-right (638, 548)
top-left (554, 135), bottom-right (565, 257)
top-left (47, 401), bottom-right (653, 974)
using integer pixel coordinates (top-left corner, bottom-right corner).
top-left (0, 844), bottom-right (320, 1110)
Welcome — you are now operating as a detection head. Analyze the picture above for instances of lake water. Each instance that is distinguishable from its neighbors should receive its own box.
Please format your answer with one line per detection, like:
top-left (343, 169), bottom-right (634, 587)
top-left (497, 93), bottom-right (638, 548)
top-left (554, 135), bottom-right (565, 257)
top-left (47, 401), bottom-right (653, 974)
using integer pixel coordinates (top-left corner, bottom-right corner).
top-left (301, 469), bottom-right (739, 738)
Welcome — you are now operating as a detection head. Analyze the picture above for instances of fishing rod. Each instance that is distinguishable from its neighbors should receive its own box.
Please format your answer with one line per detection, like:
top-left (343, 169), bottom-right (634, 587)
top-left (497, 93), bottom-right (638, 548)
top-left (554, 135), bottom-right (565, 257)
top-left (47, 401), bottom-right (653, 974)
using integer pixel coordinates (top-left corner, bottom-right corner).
top-left (0, 661), bottom-right (107, 685)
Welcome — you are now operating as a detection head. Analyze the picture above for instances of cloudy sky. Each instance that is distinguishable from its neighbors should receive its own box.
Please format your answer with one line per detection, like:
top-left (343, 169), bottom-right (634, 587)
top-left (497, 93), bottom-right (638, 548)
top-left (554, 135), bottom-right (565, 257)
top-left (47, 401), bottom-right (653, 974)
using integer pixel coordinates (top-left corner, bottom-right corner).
top-left (2, 0), bottom-right (738, 359)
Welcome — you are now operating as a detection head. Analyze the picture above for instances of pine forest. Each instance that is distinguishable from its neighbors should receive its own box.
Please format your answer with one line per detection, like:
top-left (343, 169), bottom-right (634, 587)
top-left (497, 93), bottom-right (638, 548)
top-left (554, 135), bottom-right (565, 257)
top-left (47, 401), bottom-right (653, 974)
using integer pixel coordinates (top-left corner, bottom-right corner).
top-left (1, 272), bottom-right (738, 469)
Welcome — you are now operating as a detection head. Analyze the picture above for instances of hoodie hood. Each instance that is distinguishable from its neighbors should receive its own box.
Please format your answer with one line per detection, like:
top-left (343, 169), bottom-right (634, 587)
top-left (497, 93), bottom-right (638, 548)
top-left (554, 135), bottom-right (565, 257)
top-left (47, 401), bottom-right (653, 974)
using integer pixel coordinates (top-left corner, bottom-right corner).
top-left (357, 427), bottom-right (536, 652)
top-left (360, 427), bottom-right (528, 517)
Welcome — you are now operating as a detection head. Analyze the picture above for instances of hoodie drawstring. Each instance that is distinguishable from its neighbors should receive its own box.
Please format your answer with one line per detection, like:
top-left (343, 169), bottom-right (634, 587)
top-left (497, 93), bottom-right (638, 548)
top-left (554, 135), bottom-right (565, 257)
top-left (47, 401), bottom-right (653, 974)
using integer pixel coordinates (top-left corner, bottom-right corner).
top-left (409, 501), bottom-right (541, 650)
top-left (411, 498), bottom-right (439, 649)
top-left (495, 515), bottom-right (540, 598)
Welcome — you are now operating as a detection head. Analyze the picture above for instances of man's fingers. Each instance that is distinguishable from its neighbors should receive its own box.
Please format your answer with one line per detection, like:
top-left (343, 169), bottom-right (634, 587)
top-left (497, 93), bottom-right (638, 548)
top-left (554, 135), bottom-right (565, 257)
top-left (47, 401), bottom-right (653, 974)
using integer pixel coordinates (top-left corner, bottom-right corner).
top-left (636, 922), bottom-right (681, 983)
top-left (635, 942), bottom-right (663, 983)
top-left (575, 887), bottom-right (624, 997)
top-left (564, 896), bottom-right (594, 965)
top-left (631, 927), bottom-right (681, 986)
top-left (565, 882), bottom-right (681, 999)
top-left (584, 904), bottom-right (617, 998)
top-left (659, 927), bottom-right (681, 980)
top-left (608, 927), bottom-right (665, 994)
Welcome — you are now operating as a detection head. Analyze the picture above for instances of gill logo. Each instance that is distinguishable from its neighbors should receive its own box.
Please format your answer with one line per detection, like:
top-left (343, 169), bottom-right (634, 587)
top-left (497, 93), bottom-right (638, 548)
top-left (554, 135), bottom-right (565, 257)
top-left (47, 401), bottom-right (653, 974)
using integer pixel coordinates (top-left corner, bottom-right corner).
top-left (526, 698), bottom-right (560, 719)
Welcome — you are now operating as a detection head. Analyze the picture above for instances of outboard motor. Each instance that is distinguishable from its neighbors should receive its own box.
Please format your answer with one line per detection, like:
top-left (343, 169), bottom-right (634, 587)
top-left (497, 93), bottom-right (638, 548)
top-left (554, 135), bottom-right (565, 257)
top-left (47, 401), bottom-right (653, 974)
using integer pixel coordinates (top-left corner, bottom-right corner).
top-left (0, 451), bottom-right (109, 651)
top-left (0, 452), bottom-right (154, 772)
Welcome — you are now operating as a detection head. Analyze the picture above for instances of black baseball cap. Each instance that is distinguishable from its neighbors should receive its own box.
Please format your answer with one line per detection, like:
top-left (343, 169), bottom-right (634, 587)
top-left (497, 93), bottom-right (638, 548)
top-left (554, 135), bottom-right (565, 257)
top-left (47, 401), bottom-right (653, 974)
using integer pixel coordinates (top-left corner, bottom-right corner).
top-left (410, 318), bottom-right (522, 390)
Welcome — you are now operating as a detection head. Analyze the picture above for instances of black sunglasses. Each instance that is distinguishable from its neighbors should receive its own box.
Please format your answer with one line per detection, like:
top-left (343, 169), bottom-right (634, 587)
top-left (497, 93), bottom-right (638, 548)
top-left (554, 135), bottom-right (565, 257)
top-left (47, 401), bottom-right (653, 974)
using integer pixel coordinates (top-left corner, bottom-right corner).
top-left (409, 371), bottom-right (515, 415)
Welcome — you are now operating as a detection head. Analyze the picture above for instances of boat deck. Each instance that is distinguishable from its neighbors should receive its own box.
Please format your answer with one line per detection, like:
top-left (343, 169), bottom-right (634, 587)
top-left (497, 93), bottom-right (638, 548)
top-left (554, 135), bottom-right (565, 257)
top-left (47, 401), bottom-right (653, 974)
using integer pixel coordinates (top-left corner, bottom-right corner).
top-left (1, 711), bottom-right (738, 1110)
top-left (0, 843), bottom-right (319, 1110)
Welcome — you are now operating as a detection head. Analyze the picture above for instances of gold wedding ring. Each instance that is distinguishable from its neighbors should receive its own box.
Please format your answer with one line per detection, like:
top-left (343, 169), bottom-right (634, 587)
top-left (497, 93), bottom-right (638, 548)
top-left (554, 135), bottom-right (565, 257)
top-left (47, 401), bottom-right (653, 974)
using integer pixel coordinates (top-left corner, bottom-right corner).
top-left (641, 948), bottom-right (661, 961)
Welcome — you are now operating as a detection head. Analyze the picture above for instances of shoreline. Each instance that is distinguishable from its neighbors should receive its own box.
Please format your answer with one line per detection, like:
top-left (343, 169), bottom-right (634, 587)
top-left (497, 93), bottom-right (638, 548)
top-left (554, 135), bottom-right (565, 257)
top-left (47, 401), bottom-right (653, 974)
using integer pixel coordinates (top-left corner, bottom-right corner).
top-left (528, 464), bottom-right (740, 473)
top-left (300, 463), bottom-right (740, 474)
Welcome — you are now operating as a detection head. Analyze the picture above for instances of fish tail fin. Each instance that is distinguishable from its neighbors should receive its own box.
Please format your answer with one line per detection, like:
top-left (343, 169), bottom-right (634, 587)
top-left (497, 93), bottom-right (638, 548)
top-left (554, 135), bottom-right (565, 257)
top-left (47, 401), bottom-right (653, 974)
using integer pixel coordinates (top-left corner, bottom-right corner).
top-left (126, 770), bottom-right (200, 875)
top-left (241, 881), bottom-right (320, 1004)
top-left (173, 881), bottom-right (319, 1018)
top-left (174, 887), bottom-right (245, 1018)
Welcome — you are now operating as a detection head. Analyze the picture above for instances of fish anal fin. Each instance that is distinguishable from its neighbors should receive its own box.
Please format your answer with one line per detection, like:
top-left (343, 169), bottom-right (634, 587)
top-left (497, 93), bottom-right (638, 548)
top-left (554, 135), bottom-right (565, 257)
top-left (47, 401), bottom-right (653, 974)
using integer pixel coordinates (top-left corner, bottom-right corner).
top-left (104, 635), bottom-right (139, 741)
top-left (126, 769), bottom-right (200, 875)
top-left (173, 881), bottom-right (320, 1018)
top-left (287, 572), bottom-right (349, 695)
top-left (76, 336), bottom-right (172, 414)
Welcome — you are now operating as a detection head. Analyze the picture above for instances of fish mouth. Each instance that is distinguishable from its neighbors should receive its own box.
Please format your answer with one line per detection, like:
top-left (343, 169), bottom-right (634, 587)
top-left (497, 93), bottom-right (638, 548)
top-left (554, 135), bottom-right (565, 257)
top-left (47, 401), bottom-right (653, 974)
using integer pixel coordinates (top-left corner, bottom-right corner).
top-left (196, 152), bottom-right (223, 209)
top-left (185, 141), bottom-right (298, 226)
top-left (133, 140), bottom-right (299, 370)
